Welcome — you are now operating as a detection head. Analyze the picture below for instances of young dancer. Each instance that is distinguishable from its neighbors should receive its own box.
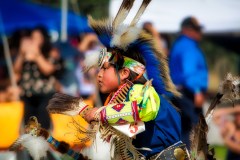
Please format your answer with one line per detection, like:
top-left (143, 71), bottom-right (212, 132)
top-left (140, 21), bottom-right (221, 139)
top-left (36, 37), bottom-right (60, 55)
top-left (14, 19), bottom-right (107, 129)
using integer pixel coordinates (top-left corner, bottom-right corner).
top-left (47, 0), bottom-right (189, 159)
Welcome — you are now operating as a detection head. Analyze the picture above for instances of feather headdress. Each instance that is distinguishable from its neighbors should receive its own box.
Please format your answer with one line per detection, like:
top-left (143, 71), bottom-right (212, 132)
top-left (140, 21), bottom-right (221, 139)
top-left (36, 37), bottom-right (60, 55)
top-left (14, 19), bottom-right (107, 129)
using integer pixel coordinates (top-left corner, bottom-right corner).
top-left (86, 0), bottom-right (179, 97)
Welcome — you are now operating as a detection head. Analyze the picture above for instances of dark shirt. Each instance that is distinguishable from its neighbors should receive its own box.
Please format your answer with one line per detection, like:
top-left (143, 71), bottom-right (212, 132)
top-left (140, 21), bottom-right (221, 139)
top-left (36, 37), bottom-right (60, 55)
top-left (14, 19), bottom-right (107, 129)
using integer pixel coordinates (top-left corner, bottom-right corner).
top-left (20, 59), bottom-right (58, 97)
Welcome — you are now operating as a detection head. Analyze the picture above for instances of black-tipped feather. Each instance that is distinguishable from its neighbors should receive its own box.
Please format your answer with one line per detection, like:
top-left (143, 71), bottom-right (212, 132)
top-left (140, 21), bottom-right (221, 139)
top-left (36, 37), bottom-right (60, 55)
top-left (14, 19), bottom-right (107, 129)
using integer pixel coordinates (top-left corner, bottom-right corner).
top-left (205, 93), bottom-right (223, 118)
top-left (130, 0), bottom-right (151, 26)
top-left (113, 0), bottom-right (135, 28)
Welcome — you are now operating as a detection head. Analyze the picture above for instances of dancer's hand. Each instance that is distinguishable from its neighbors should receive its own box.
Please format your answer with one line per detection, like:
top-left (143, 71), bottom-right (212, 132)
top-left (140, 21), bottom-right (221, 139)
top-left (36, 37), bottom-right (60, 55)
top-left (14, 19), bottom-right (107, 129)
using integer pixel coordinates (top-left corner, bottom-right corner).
top-left (6, 86), bottom-right (21, 101)
top-left (84, 107), bottom-right (99, 123)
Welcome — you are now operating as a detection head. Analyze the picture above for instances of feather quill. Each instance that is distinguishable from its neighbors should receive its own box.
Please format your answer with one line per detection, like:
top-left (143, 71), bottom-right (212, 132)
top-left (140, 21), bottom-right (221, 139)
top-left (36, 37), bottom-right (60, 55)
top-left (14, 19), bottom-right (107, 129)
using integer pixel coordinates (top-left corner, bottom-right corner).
top-left (130, 0), bottom-right (152, 27)
top-left (111, 0), bottom-right (152, 49)
top-left (205, 93), bottom-right (223, 123)
top-left (112, 0), bottom-right (135, 29)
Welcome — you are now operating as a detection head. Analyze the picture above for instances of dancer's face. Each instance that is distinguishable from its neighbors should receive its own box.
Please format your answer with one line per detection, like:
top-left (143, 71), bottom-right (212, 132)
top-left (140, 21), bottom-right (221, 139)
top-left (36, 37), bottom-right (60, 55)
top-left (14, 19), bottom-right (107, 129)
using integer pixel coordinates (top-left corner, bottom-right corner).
top-left (97, 62), bottom-right (130, 93)
top-left (97, 62), bottom-right (119, 93)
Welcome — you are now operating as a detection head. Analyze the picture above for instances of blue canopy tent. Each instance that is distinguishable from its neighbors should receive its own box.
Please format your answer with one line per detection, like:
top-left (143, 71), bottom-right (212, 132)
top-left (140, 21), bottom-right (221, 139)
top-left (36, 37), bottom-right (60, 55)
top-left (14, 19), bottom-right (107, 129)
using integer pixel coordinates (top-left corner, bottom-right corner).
top-left (0, 0), bottom-right (91, 91)
top-left (0, 0), bottom-right (91, 36)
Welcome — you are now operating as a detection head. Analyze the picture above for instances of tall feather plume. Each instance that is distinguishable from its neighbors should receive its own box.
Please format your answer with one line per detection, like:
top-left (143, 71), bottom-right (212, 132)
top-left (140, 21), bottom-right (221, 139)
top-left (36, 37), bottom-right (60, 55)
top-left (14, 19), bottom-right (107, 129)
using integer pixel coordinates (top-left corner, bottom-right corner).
top-left (131, 32), bottom-right (180, 97)
top-left (88, 16), bottom-right (112, 48)
top-left (112, 0), bottom-right (135, 29)
top-left (111, 0), bottom-right (152, 50)
top-left (47, 93), bottom-right (88, 116)
top-left (130, 0), bottom-right (151, 27)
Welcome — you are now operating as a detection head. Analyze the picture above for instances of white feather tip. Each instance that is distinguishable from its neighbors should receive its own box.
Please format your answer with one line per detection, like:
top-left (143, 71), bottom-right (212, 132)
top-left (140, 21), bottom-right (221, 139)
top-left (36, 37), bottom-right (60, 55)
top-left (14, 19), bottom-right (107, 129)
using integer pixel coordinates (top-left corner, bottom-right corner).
top-left (21, 134), bottom-right (49, 160)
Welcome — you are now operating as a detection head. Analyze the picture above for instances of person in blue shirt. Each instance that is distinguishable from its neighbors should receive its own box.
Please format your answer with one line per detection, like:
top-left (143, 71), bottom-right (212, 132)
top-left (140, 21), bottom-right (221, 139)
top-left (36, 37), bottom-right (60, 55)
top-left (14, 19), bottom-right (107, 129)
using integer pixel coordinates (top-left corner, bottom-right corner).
top-left (169, 16), bottom-right (208, 148)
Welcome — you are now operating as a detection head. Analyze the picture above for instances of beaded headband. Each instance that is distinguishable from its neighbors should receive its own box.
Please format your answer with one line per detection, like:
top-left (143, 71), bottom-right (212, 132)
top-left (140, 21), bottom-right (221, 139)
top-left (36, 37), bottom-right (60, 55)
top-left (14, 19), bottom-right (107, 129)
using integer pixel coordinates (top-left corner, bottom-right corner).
top-left (98, 48), bottom-right (148, 79)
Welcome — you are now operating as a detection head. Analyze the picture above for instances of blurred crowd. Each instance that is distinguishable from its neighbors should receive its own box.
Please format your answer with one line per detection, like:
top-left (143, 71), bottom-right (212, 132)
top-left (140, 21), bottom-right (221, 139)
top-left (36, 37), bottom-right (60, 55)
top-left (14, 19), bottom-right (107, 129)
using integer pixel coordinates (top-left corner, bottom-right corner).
top-left (214, 105), bottom-right (240, 160)
top-left (1, 26), bottom-right (101, 129)
top-left (0, 16), bottom-right (239, 160)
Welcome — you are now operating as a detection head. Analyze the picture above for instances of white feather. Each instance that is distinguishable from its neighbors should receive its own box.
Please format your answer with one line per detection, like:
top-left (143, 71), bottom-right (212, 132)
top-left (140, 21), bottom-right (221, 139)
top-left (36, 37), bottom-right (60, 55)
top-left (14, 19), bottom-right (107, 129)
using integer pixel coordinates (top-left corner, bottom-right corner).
top-left (83, 48), bottom-right (101, 71)
top-left (113, 8), bottom-right (129, 28)
top-left (111, 25), bottom-right (141, 50)
top-left (20, 134), bottom-right (49, 160)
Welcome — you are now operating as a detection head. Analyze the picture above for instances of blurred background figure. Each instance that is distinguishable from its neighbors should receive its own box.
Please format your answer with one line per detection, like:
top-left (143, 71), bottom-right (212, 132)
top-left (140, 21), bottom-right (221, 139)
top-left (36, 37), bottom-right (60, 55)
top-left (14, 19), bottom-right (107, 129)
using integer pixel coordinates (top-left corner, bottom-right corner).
top-left (142, 21), bottom-right (169, 55)
top-left (13, 26), bottom-right (61, 130)
top-left (214, 106), bottom-right (240, 160)
top-left (0, 29), bottom-right (31, 103)
top-left (169, 16), bottom-right (208, 148)
top-left (75, 33), bottom-right (100, 105)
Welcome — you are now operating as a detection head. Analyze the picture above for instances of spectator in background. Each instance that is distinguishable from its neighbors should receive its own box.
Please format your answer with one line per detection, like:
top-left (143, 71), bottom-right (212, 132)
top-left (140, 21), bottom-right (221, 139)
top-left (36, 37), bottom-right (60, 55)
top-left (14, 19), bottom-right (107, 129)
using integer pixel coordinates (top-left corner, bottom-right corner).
top-left (10, 28), bottom-right (31, 59)
top-left (169, 16), bottom-right (208, 148)
top-left (75, 33), bottom-right (100, 105)
top-left (214, 106), bottom-right (240, 160)
top-left (0, 29), bottom-right (31, 90)
top-left (142, 22), bottom-right (168, 55)
top-left (13, 26), bottom-right (61, 130)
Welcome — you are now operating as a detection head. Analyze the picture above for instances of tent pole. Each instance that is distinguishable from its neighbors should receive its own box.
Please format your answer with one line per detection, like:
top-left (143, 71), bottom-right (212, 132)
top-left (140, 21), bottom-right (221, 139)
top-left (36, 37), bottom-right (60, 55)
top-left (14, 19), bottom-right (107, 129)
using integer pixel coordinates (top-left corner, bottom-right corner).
top-left (61, 0), bottom-right (68, 42)
top-left (0, 15), bottom-right (17, 88)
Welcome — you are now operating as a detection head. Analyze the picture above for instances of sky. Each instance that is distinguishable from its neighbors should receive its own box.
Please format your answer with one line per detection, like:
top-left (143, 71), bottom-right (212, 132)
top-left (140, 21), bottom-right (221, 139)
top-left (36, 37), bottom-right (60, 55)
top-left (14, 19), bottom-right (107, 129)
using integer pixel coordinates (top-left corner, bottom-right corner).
top-left (109, 0), bottom-right (240, 33)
